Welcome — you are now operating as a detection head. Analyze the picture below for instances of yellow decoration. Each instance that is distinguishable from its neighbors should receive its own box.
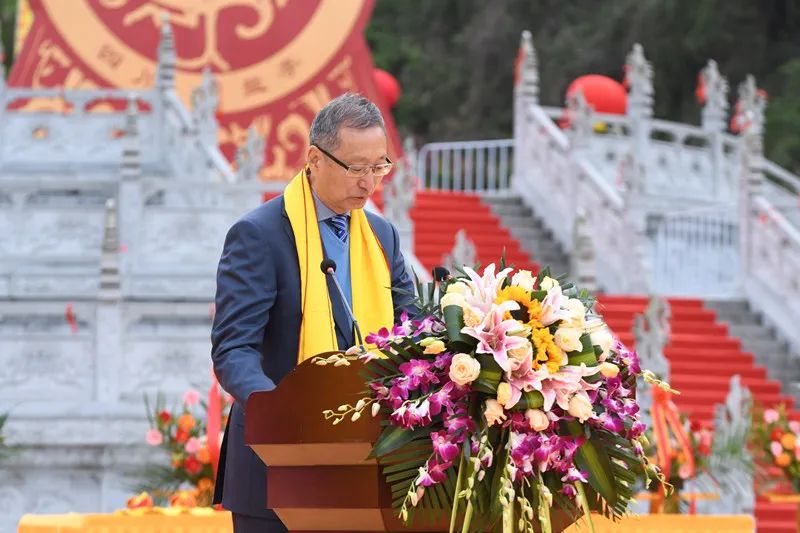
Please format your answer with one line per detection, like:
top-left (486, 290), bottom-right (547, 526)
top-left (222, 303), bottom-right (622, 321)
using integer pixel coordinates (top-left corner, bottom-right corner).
top-left (283, 169), bottom-right (394, 362)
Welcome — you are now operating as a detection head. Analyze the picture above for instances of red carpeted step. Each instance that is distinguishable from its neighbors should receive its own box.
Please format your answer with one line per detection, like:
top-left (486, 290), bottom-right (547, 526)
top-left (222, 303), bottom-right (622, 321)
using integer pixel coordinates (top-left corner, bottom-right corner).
top-left (671, 361), bottom-right (767, 378)
top-left (756, 501), bottom-right (797, 522)
top-left (753, 520), bottom-right (797, 533)
top-left (670, 375), bottom-right (782, 395)
top-left (604, 319), bottom-right (728, 336)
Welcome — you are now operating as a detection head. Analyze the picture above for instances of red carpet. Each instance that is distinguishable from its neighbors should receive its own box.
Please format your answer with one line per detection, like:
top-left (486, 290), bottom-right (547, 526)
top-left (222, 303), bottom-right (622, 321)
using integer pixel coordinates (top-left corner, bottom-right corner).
top-left (376, 190), bottom-right (538, 274)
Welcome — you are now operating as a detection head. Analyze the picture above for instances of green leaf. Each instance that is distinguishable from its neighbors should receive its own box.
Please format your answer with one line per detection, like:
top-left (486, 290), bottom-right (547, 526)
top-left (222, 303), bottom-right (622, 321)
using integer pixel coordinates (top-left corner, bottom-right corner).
top-left (568, 335), bottom-right (599, 366)
top-left (443, 305), bottom-right (466, 344)
top-left (370, 425), bottom-right (432, 458)
top-left (566, 421), bottom-right (618, 509)
top-left (515, 391), bottom-right (544, 410)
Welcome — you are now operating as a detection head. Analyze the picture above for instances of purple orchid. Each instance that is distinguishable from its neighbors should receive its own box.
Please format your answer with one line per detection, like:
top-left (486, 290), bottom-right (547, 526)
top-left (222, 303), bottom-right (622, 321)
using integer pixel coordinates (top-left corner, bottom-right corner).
top-left (399, 358), bottom-right (439, 391)
top-left (431, 431), bottom-right (460, 463)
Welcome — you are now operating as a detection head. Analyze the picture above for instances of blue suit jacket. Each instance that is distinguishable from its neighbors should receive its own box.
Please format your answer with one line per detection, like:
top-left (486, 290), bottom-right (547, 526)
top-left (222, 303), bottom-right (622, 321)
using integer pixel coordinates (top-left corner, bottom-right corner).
top-left (210, 195), bottom-right (415, 518)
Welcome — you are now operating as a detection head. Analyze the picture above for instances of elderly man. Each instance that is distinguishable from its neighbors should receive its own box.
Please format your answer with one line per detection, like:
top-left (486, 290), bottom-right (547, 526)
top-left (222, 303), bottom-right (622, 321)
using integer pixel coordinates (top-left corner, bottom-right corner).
top-left (211, 93), bottom-right (415, 532)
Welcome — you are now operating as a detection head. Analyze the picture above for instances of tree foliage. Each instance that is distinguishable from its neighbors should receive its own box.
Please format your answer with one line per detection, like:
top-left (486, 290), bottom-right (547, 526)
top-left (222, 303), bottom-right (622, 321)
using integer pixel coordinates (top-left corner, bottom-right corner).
top-left (367, 0), bottom-right (800, 172)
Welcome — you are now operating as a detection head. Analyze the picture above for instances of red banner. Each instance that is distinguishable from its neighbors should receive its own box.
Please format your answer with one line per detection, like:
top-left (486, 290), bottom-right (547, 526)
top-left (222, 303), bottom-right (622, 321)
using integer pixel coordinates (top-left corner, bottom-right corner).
top-left (9, 0), bottom-right (400, 181)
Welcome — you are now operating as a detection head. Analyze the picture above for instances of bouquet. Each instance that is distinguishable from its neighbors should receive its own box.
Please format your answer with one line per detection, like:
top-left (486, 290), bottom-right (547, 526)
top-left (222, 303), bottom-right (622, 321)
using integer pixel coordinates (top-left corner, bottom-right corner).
top-left (324, 263), bottom-right (664, 532)
top-left (752, 405), bottom-right (800, 493)
top-left (136, 389), bottom-right (230, 506)
top-left (644, 413), bottom-right (713, 513)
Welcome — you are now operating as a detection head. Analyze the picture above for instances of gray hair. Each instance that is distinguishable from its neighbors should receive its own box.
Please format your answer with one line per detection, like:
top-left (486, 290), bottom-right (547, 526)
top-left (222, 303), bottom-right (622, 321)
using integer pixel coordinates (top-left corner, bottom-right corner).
top-left (309, 92), bottom-right (385, 151)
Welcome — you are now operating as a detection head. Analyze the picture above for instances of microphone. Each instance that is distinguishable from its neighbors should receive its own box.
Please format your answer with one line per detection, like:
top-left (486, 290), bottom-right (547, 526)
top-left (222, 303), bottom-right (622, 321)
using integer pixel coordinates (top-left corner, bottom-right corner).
top-left (319, 259), bottom-right (365, 349)
top-left (432, 266), bottom-right (451, 282)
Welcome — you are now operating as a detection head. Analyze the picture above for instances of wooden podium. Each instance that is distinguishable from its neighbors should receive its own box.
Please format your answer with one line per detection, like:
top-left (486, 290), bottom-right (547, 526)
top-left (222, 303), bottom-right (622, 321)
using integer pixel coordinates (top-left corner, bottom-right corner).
top-left (246, 355), bottom-right (576, 532)
top-left (246, 355), bottom-right (446, 532)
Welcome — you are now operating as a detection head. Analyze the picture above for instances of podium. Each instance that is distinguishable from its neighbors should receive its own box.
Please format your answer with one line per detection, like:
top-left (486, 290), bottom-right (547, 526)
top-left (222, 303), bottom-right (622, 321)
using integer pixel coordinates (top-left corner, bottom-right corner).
top-left (246, 355), bottom-right (443, 532)
top-left (246, 355), bottom-right (576, 532)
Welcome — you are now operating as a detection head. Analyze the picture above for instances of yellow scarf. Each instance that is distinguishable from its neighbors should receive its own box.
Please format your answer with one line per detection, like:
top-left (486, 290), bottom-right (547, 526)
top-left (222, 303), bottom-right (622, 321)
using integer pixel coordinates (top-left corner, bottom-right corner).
top-left (284, 169), bottom-right (394, 362)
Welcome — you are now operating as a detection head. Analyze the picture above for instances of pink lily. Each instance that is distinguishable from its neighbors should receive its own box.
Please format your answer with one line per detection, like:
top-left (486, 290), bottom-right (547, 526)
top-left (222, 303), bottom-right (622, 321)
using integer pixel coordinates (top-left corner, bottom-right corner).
top-left (461, 301), bottom-right (528, 372)
top-left (531, 364), bottom-right (602, 412)
top-left (461, 263), bottom-right (513, 314)
top-left (539, 285), bottom-right (571, 326)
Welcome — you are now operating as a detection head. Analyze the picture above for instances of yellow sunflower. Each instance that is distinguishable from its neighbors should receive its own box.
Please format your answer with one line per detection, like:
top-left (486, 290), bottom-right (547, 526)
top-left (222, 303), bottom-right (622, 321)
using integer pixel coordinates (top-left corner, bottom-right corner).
top-left (495, 285), bottom-right (543, 328)
top-left (531, 327), bottom-right (564, 374)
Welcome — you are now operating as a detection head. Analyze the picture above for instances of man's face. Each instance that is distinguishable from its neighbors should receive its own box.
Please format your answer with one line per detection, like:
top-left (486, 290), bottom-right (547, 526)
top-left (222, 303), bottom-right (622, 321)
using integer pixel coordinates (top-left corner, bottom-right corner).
top-left (307, 126), bottom-right (387, 214)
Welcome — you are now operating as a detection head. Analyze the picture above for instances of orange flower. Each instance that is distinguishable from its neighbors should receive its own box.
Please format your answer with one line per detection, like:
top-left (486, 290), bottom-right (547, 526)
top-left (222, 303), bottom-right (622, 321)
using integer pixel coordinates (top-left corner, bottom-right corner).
top-left (197, 446), bottom-right (212, 464)
top-left (175, 428), bottom-right (190, 444)
top-left (126, 492), bottom-right (154, 509)
top-left (169, 490), bottom-right (197, 508)
top-left (177, 414), bottom-right (196, 432)
top-left (197, 478), bottom-right (214, 492)
top-left (775, 453), bottom-right (792, 468)
top-left (780, 433), bottom-right (797, 450)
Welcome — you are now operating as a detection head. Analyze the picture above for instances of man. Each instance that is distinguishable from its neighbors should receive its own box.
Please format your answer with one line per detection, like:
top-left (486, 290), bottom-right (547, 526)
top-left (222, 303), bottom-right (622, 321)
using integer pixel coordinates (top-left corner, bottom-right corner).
top-left (211, 93), bottom-right (415, 532)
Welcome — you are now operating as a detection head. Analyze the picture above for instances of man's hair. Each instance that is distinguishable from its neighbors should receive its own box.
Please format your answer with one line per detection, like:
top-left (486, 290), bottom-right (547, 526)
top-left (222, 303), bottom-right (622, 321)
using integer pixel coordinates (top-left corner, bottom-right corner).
top-left (309, 92), bottom-right (385, 152)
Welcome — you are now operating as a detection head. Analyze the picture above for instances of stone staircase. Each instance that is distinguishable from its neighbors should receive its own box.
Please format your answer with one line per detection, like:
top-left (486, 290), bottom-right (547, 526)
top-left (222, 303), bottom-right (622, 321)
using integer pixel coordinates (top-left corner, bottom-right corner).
top-left (481, 195), bottom-right (570, 277)
top-left (706, 299), bottom-right (800, 405)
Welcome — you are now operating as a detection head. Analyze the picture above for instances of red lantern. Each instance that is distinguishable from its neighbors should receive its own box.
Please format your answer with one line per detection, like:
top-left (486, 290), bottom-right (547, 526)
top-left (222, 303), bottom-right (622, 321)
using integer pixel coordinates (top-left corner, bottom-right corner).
top-left (372, 68), bottom-right (402, 108)
top-left (566, 75), bottom-right (627, 115)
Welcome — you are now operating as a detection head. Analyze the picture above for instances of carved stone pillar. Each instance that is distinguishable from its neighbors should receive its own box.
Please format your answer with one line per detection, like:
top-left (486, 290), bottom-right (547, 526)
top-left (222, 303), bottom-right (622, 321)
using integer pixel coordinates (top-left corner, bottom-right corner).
top-left (700, 60), bottom-right (729, 197)
top-left (156, 12), bottom-right (176, 93)
top-left (736, 75), bottom-right (767, 277)
top-left (704, 375), bottom-right (754, 515)
top-left (235, 126), bottom-right (266, 182)
top-left (624, 44), bottom-right (654, 179)
top-left (620, 152), bottom-right (652, 293)
top-left (570, 208), bottom-right (597, 292)
top-left (443, 230), bottom-right (477, 273)
top-left (192, 68), bottom-right (220, 150)
top-left (95, 199), bottom-right (123, 403)
top-left (632, 295), bottom-right (671, 426)
top-left (118, 96), bottom-right (141, 294)
top-left (513, 30), bottom-right (538, 189)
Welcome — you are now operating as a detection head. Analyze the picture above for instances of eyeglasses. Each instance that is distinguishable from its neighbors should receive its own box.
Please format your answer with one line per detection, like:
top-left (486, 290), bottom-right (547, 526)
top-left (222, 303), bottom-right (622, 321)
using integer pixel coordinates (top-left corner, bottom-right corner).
top-left (312, 144), bottom-right (393, 178)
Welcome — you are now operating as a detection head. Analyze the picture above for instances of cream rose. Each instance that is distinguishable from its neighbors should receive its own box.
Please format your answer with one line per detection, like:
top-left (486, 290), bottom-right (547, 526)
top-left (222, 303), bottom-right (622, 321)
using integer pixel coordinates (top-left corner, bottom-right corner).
top-left (446, 281), bottom-right (469, 295)
top-left (508, 342), bottom-right (533, 362)
top-left (599, 362), bottom-right (620, 378)
top-left (462, 305), bottom-right (485, 327)
top-left (440, 292), bottom-right (466, 311)
top-left (567, 393), bottom-right (593, 423)
top-left (539, 276), bottom-right (559, 291)
top-left (554, 327), bottom-right (583, 353)
top-left (525, 408), bottom-right (550, 431)
top-left (484, 399), bottom-right (507, 426)
top-left (588, 323), bottom-right (614, 361)
top-left (423, 340), bottom-right (446, 355)
top-left (511, 270), bottom-right (536, 291)
top-left (496, 382), bottom-right (512, 407)
top-left (564, 298), bottom-right (586, 328)
top-left (448, 353), bottom-right (481, 386)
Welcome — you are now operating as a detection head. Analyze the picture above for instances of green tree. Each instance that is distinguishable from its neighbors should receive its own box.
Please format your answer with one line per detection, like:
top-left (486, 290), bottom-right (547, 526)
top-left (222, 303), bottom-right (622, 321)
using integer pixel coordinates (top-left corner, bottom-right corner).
top-left (367, 0), bottom-right (800, 170)
top-left (0, 0), bottom-right (17, 75)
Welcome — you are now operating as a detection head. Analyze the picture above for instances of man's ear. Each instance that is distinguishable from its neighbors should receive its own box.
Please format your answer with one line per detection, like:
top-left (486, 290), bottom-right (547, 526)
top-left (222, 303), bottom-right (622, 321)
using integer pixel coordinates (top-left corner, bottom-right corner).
top-left (307, 145), bottom-right (322, 174)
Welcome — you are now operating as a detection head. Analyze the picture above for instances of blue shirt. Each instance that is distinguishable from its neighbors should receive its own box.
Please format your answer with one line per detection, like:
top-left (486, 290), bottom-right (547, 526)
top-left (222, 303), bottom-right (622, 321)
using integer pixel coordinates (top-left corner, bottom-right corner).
top-left (312, 191), bottom-right (352, 309)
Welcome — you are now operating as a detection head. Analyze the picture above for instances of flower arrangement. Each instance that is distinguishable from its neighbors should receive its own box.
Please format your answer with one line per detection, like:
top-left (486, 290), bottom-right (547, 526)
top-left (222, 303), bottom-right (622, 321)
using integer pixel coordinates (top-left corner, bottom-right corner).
top-left (752, 405), bottom-right (800, 493)
top-left (324, 263), bottom-right (664, 532)
top-left (136, 389), bottom-right (230, 506)
top-left (644, 412), bottom-right (713, 513)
